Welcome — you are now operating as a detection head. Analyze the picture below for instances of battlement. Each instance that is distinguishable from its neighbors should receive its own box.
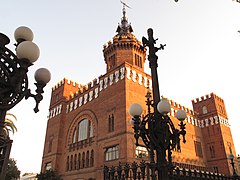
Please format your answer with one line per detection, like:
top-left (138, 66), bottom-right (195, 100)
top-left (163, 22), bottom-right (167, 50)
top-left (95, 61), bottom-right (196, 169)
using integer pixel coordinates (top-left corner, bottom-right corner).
top-left (68, 78), bottom-right (100, 101)
top-left (192, 92), bottom-right (224, 104)
top-left (103, 35), bottom-right (142, 52)
top-left (192, 93), bottom-right (212, 103)
top-left (164, 97), bottom-right (194, 116)
top-left (52, 78), bottom-right (82, 91)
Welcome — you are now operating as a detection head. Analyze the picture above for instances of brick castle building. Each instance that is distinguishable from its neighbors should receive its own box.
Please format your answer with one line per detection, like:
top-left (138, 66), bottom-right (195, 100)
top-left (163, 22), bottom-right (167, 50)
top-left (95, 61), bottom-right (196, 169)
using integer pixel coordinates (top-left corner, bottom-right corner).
top-left (41, 7), bottom-right (239, 180)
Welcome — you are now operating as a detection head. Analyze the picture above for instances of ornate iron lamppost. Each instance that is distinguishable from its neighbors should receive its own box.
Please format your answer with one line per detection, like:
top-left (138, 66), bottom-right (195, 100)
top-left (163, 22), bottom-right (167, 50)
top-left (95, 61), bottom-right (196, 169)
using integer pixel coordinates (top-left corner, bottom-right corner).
top-left (129, 28), bottom-right (187, 180)
top-left (0, 26), bottom-right (51, 179)
top-left (228, 154), bottom-right (239, 179)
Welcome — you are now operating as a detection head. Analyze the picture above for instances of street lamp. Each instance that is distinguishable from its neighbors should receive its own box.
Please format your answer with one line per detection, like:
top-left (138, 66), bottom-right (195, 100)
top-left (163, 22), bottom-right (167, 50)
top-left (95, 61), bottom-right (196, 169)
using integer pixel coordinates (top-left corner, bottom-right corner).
top-left (0, 26), bottom-right (51, 179)
top-left (228, 154), bottom-right (239, 179)
top-left (129, 28), bottom-right (187, 180)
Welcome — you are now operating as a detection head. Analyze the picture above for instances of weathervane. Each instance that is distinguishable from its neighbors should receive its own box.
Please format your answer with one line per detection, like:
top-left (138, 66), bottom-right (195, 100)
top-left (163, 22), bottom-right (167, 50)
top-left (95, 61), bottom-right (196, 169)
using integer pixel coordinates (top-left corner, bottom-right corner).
top-left (120, 0), bottom-right (131, 10)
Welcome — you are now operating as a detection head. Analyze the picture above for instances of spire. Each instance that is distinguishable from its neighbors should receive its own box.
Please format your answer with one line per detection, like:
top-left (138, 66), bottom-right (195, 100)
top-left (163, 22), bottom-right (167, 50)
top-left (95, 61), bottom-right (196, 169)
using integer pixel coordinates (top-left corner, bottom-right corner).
top-left (116, 1), bottom-right (133, 37)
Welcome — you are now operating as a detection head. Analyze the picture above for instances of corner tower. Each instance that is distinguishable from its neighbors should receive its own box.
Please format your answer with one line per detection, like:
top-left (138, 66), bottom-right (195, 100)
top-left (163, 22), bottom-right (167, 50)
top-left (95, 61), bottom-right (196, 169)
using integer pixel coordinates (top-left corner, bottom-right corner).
top-left (192, 93), bottom-right (238, 175)
top-left (103, 5), bottom-right (146, 73)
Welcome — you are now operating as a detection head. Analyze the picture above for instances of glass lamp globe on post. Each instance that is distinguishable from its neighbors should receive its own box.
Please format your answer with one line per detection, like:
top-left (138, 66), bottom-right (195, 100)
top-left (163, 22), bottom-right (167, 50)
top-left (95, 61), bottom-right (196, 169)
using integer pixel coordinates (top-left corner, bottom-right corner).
top-left (0, 26), bottom-right (51, 179)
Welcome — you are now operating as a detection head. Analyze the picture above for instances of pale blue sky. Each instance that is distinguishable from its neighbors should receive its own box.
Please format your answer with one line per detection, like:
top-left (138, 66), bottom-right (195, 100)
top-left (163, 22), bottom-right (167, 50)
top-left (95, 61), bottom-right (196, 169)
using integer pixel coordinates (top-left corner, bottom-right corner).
top-left (1, 0), bottom-right (240, 175)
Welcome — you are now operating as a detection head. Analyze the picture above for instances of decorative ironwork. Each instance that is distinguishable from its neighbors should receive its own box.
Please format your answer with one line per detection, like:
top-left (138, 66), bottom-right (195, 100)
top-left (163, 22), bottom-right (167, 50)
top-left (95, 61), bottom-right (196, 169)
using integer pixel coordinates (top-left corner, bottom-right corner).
top-left (0, 27), bottom-right (50, 179)
top-left (104, 162), bottom-right (239, 180)
top-left (129, 28), bottom-right (186, 180)
top-left (0, 138), bottom-right (12, 180)
top-left (0, 33), bottom-right (48, 113)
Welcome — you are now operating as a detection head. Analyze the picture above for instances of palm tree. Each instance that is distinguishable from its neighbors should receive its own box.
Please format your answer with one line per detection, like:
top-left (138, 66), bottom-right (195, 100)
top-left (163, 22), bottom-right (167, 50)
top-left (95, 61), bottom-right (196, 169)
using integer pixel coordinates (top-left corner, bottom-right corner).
top-left (0, 113), bottom-right (17, 139)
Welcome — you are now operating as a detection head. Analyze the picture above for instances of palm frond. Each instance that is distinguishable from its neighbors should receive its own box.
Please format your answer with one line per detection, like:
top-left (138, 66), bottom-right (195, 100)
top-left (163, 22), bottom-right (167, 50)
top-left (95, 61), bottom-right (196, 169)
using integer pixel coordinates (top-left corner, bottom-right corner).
top-left (0, 112), bottom-right (18, 139)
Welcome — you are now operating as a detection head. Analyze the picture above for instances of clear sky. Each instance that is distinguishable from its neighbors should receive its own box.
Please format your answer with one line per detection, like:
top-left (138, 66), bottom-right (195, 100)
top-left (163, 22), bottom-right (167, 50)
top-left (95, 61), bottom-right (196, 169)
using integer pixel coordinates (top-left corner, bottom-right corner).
top-left (1, 0), bottom-right (240, 175)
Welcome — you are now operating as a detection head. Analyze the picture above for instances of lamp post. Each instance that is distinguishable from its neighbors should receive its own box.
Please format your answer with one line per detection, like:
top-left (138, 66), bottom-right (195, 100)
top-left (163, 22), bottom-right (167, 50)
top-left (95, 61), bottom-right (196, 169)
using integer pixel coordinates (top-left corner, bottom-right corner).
top-left (0, 26), bottom-right (51, 179)
top-left (129, 28), bottom-right (187, 180)
top-left (228, 154), bottom-right (239, 179)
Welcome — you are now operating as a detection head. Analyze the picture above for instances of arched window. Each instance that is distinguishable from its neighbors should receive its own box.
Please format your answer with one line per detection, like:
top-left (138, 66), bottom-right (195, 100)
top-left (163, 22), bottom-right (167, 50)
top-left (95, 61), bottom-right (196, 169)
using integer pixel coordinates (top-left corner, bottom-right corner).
top-left (202, 106), bottom-right (208, 114)
top-left (219, 105), bottom-right (224, 114)
top-left (66, 156), bottom-right (69, 171)
top-left (72, 128), bottom-right (77, 143)
top-left (74, 154), bottom-right (77, 170)
top-left (108, 114), bottom-right (114, 132)
top-left (210, 145), bottom-right (216, 158)
top-left (78, 119), bottom-right (88, 141)
top-left (78, 153), bottom-right (81, 169)
top-left (86, 151), bottom-right (90, 168)
top-left (90, 150), bottom-right (94, 167)
top-left (82, 152), bottom-right (85, 168)
top-left (70, 155), bottom-right (73, 171)
top-left (48, 137), bottom-right (53, 153)
top-left (76, 119), bottom-right (93, 142)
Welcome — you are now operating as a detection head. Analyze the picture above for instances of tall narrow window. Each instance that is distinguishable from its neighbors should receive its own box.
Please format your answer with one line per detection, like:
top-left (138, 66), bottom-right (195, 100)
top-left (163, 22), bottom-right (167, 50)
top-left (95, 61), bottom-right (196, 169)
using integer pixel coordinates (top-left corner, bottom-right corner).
top-left (194, 141), bottom-right (203, 157)
top-left (90, 150), bottom-right (94, 167)
top-left (227, 142), bottom-right (232, 154)
top-left (66, 156), bottom-right (69, 171)
top-left (209, 145), bottom-right (216, 158)
top-left (82, 152), bottom-right (85, 168)
top-left (70, 155), bottom-right (73, 171)
top-left (78, 153), bottom-right (81, 169)
top-left (213, 166), bottom-right (218, 173)
top-left (108, 114), bottom-right (114, 132)
top-left (86, 151), bottom-right (90, 168)
top-left (135, 54), bottom-right (142, 68)
top-left (48, 137), bottom-right (53, 153)
top-left (56, 94), bottom-right (59, 102)
top-left (74, 154), bottom-right (77, 170)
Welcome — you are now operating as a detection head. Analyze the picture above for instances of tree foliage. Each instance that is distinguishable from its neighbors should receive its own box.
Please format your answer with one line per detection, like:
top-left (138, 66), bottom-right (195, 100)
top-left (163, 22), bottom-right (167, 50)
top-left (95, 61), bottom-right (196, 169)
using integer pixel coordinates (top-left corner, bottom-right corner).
top-left (5, 158), bottom-right (21, 180)
top-left (36, 170), bottom-right (61, 180)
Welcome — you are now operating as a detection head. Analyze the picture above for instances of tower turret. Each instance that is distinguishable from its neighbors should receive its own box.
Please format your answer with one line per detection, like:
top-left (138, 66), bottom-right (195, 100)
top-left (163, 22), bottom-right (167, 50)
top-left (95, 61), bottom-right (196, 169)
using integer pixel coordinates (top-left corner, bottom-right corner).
top-left (103, 4), bottom-right (146, 73)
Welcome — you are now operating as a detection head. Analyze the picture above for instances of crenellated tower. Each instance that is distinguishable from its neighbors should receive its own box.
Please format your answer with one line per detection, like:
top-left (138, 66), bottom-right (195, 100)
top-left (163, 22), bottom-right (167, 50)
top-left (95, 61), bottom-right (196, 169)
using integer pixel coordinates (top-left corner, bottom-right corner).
top-left (103, 5), bottom-right (146, 73)
top-left (192, 93), bottom-right (238, 175)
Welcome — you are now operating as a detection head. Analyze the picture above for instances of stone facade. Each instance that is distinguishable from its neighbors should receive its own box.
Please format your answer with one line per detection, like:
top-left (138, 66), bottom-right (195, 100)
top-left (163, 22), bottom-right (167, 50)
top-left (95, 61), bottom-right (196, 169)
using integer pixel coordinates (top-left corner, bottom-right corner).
top-left (41, 8), bottom-right (239, 180)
